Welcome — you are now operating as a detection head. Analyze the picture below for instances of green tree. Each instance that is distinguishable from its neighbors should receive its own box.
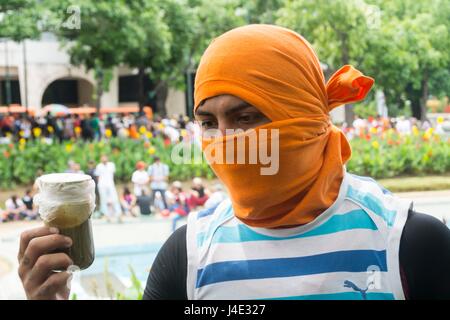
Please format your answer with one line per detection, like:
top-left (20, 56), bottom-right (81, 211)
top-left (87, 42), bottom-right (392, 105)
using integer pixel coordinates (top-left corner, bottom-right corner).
top-left (0, 0), bottom-right (43, 108)
top-left (48, 0), bottom-right (139, 113)
top-left (365, 0), bottom-right (450, 120)
top-left (277, 0), bottom-right (377, 124)
top-left (0, 0), bottom-right (41, 40)
top-left (124, 0), bottom-right (244, 116)
top-left (122, 0), bottom-right (172, 114)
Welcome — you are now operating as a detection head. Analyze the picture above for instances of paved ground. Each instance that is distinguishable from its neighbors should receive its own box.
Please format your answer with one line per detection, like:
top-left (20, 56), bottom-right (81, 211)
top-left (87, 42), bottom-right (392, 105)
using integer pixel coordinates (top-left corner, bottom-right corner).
top-left (1, 189), bottom-right (449, 300)
top-left (397, 189), bottom-right (450, 221)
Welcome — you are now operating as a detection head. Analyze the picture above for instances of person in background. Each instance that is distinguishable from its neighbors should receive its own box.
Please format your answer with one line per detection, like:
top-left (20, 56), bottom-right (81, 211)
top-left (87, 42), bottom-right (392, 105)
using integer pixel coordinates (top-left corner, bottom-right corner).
top-left (86, 160), bottom-right (99, 211)
top-left (136, 189), bottom-right (152, 216)
top-left (86, 160), bottom-right (97, 183)
top-left (186, 177), bottom-right (210, 211)
top-left (65, 160), bottom-right (74, 173)
top-left (72, 163), bottom-right (84, 174)
top-left (95, 155), bottom-right (122, 223)
top-left (63, 115), bottom-right (74, 140)
top-left (0, 208), bottom-right (7, 223)
top-left (54, 116), bottom-right (64, 143)
top-left (5, 195), bottom-right (28, 221)
top-left (80, 115), bottom-right (93, 141)
top-left (128, 124), bottom-right (139, 139)
top-left (90, 114), bottom-right (101, 141)
top-left (148, 156), bottom-right (169, 211)
top-left (121, 187), bottom-right (137, 217)
top-left (163, 181), bottom-right (190, 231)
top-left (20, 117), bottom-right (32, 141)
top-left (131, 161), bottom-right (150, 197)
top-left (22, 189), bottom-right (38, 220)
top-left (204, 183), bottom-right (227, 209)
top-left (106, 115), bottom-right (117, 137)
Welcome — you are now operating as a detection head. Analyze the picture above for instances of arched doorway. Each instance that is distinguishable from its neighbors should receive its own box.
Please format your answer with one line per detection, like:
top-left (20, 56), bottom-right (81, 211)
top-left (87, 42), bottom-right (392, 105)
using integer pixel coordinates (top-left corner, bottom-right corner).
top-left (41, 77), bottom-right (94, 107)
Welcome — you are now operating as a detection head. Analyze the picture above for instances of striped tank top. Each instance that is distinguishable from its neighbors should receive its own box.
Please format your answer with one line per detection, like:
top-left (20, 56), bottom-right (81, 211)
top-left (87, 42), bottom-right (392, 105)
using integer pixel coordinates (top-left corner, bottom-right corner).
top-left (186, 171), bottom-right (413, 300)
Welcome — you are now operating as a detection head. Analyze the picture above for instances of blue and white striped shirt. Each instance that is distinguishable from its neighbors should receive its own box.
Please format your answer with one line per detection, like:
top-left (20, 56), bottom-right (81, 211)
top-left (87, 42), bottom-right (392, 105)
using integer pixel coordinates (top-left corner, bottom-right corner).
top-left (186, 170), bottom-right (412, 300)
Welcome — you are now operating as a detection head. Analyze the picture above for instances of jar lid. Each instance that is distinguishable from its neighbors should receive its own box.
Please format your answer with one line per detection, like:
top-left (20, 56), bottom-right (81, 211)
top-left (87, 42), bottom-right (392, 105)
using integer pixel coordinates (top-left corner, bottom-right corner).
top-left (38, 173), bottom-right (92, 185)
top-left (35, 173), bottom-right (96, 228)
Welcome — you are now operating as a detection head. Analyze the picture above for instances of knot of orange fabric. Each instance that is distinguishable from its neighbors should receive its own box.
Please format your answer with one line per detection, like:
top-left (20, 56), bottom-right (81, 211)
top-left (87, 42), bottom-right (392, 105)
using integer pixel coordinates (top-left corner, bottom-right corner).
top-left (194, 24), bottom-right (374, 228)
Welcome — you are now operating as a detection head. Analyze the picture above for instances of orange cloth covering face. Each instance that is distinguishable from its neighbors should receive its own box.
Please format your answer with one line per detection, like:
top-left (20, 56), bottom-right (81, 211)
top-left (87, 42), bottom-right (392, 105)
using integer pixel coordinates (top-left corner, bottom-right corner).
top-left (194, 24), bottom-right (374, 228)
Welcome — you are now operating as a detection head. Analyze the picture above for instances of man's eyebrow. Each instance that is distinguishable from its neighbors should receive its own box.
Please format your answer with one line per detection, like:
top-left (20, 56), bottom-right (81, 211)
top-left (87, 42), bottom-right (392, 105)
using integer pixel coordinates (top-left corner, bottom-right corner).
top-left (194, 109), bottom-right (213, 117)
top-left (224, 102), bottom-right (253, 116)
top-left (194, 101), bottom-right (253, 117)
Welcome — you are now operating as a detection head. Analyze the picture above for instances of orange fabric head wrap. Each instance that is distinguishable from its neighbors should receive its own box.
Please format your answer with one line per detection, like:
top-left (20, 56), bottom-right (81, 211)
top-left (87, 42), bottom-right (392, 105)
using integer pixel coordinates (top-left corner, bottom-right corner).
top-left (194, 24), bottom-right (374, 228)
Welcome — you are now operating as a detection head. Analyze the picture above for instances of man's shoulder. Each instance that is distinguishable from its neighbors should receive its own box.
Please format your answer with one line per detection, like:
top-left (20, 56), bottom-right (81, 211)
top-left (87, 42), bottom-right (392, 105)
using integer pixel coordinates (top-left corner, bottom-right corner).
top-left (403, 211), bottom-right (450, 246)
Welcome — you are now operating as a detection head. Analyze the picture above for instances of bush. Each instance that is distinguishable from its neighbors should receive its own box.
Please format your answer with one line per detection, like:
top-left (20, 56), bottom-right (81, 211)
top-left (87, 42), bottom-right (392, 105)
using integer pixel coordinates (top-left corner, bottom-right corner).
top-left (0, 137), bottom-right (214, 189)
top-left (347, 129), bottom-right (450, 178)
top-left (1, 130), bottom-right (449, 189)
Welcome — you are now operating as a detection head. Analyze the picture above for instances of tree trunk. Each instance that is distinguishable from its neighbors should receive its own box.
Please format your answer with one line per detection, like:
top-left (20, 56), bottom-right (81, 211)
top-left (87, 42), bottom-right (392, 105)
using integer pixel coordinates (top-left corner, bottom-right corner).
top-left (406, 83), bottom-right (423, 120)
top-left (95, 71), bottom-right (104, 115)
top-left (419, 69), bottom-right (429, 122)
top-left (155, 81), bottom-right (168, 117)
top-left (138, 66), bottom-right (146, 113)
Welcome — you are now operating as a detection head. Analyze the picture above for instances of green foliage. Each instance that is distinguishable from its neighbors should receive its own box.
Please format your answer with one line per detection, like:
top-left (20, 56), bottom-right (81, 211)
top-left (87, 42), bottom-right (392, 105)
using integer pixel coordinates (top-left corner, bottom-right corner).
top-left (347, 132), bottom-right (450, 179)
top-left (353, 100), bottom-right (378, 119)
top-left (0, 137), bottom-right (214, 189)
top-left (116, 266), bottom-right (144, 300)
top-left (0, 0), bottom-right (42, 40)
top-left (6, 0), bottom-right (448, 118)
top-left (68, 259), bottom-right (144, 300)
top-left (277, 0), bottom-right (450, 120)
top-left (277, 0), bottom-right (374, 67)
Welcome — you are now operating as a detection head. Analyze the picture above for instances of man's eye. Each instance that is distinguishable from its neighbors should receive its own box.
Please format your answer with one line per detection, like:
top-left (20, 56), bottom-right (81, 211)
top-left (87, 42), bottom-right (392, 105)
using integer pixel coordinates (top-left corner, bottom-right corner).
top-left (237, 114), bottom-right (259, 124)
top-left (200, 120), bottom-right (216, 129)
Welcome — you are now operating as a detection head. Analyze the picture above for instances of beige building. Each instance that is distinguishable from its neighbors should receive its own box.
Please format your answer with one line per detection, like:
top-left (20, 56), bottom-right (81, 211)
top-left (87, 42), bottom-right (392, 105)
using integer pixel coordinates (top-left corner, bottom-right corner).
top-left (0, 33), bottom-right (186, 115)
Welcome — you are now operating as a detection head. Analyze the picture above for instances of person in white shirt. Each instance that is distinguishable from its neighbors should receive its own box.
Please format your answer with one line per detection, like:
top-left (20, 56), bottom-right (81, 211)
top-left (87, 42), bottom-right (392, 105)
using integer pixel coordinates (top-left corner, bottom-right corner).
top-left (131, 161), bottom-right (150, 197)
top-left (352, 116), bottom-right (367, 137)
top-left (147, 156), bottom-right (169, 210)
top-left (5, 195), bottom-right (27, 221)
top-left (95, 155), bottom-right (122, 221)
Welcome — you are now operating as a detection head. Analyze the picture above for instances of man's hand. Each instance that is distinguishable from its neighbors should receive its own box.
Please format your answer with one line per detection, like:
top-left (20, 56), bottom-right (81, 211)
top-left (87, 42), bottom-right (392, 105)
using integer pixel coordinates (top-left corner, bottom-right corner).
top-left (18, 226), bottom-right (74, 300)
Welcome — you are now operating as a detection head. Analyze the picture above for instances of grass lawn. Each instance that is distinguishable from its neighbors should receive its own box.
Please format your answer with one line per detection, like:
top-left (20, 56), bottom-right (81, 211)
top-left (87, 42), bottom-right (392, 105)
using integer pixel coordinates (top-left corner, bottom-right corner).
top-left (378, 175), bottom-right (450, 192)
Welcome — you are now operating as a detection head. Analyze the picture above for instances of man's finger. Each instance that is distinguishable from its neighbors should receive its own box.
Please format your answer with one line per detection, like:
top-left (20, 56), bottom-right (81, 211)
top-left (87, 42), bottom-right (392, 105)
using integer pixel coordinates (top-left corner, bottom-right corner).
top-left (35, 271), bottom-right (72, 300)
top-left (18, 226), bottom-right (59, 262)
top-left (27, 253), bottom-right (74, 286)
top-left (19, 234), bottom-right (72, 277)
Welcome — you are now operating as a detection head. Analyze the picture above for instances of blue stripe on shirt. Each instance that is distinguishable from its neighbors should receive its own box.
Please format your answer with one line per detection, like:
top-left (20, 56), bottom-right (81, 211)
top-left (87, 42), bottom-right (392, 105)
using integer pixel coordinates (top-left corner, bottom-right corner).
top-left (196, 249), bottom-right (387, 288)
top-left (349, 174), bottom-right (393, 195)
top-left (197, 209), bottom-right (377, 247)
top-left (346, 185), bottom-right (396, 227)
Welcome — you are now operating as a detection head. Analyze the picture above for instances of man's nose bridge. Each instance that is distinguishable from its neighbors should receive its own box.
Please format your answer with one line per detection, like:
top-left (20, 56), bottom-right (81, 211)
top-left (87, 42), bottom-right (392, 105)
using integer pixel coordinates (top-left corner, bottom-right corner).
top-left (218, 121), bottom-right (231, 136)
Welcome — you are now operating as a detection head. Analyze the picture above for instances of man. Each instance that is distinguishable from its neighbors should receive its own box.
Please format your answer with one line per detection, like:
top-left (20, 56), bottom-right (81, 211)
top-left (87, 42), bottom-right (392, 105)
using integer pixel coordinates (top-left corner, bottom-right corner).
top-left (186, 177), bottom-right (210, 211)
top-left (5, 195), bottom-right (27, 221)
top-left (89, 114), bottom-right (101, 141)
top-left (18, 25), bottom-right (450, 300)
top-left (131, 161), bottom-right (150, 197)
top-left (95, 155), bottom-right (122, 222)
top-left (136, 189), bottom-right (152, 216)
top-left (86, 160), bottom-right (100, 211)
top-left (148, 156), bottom-right (169, 211)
